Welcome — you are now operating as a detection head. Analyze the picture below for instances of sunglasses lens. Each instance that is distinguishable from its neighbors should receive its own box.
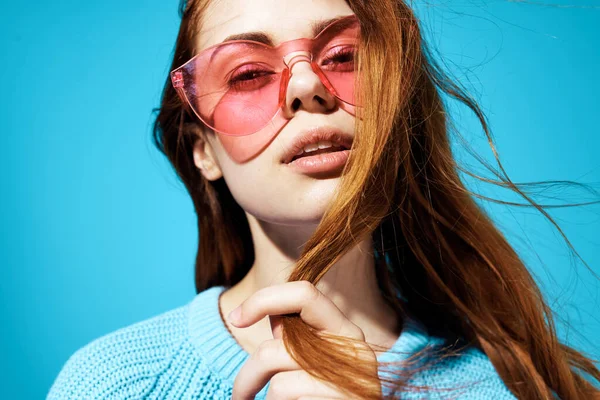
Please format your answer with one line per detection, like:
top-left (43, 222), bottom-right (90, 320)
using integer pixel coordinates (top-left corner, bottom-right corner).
top-left (174, 18), bottom-right (359, 136)
top-left (314, 41), bottom-right (358, 106)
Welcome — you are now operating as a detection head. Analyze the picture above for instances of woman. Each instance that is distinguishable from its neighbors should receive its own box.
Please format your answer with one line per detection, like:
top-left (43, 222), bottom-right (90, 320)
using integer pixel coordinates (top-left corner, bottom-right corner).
top-left (48, 0), bottom-right (600, 399)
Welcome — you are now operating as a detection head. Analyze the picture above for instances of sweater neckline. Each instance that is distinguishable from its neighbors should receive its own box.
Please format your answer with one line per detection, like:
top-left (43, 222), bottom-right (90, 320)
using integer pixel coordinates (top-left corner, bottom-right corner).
top-left (188, 285), bottom-right (433, 388)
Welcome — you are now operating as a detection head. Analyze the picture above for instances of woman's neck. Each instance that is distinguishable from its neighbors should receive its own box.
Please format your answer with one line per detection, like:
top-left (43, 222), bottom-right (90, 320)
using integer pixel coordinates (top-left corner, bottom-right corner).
top-left (218, 212), bottom-right (403, 355)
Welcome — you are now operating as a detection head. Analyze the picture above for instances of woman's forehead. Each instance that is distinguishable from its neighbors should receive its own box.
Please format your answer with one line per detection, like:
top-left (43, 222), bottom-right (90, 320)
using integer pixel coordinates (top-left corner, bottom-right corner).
top-left (196, 0), bottom-right (353, 52)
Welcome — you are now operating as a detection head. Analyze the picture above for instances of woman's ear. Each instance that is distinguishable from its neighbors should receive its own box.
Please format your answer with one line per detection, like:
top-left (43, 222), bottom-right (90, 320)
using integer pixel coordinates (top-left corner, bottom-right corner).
top-left (193, 136), bottom-right (223, 181)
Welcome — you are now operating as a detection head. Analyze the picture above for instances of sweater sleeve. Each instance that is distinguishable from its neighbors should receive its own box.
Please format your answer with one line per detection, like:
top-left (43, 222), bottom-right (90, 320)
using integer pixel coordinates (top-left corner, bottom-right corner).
top-left (46, 305), bottom-right (190, 400)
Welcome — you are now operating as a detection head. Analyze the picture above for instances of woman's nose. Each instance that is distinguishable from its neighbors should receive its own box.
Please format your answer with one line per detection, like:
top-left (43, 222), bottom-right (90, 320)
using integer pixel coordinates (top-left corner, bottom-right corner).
top-left (282, 56), bottom-right (337, 118)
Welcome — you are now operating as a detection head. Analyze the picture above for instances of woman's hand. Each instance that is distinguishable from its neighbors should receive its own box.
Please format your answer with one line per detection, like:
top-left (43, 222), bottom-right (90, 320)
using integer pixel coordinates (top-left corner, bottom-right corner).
top-left (228, 280), bottom-right (381, 400)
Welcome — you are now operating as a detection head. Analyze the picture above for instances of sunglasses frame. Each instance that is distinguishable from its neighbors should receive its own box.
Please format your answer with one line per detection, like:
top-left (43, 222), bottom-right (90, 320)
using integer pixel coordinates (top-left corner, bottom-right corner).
top-left (170, 14), bottom-right (361, 138)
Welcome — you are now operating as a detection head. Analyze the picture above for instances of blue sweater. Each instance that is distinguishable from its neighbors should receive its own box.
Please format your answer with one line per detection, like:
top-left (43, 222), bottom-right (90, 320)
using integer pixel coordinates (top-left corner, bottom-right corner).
top-left (47, 285), bottom-right (517, 399)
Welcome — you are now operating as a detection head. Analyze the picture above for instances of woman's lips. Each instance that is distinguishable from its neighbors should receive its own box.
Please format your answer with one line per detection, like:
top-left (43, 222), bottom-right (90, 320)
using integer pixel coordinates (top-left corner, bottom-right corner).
top-left (285, 149), bottom-right (351, 176)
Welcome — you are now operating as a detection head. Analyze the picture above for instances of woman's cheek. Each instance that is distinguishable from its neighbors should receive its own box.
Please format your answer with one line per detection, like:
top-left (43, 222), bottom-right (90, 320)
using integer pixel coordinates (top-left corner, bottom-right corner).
top-left (220, 163), bottom-right (277, 210)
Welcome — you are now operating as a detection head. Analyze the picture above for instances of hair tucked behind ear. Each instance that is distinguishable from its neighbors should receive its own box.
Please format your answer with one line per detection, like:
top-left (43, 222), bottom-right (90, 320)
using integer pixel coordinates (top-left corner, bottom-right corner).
top-left (153, 0), bottom-right (600, 398)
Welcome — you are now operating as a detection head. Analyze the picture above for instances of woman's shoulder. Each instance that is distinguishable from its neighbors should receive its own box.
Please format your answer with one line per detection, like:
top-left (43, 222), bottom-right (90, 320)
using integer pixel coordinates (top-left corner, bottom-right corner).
top-left (47, 285), bottom-right (242, 399)
top-left (47, 302), bottom-right (195, 399)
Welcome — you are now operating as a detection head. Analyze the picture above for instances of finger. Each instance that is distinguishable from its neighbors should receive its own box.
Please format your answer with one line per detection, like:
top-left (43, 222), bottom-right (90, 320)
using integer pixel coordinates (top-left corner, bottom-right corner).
top-left (232, 338), bottom-right (302, 400)
top-left (265, 370), bottom-right (347, 400)
top-left (228, 281), bottom-right (365, 341)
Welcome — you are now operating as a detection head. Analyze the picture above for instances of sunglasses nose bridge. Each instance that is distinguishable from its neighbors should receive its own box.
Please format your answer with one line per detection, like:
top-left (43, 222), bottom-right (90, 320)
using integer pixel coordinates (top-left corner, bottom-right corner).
top-left (282, 51), bottom-right (313, 70)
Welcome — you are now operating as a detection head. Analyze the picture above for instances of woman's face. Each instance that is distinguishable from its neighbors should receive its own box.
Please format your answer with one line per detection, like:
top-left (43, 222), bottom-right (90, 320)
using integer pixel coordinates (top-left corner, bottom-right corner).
top-left (192, 0), bottom-right (357, 226)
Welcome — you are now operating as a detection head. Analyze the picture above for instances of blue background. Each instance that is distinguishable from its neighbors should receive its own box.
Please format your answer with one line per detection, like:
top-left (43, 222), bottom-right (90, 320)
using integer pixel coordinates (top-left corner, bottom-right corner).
top-left (1, 1), bottom-right (598, 398)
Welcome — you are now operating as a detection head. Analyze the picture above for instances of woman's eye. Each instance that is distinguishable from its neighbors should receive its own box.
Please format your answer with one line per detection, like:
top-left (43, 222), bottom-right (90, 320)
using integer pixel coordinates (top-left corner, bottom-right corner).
top-left (231, 70), bottom-right (266, 82)
top-left (321, 47), bottom-right (356, 69)
top-left (228, 68), bottom-right (276, 90)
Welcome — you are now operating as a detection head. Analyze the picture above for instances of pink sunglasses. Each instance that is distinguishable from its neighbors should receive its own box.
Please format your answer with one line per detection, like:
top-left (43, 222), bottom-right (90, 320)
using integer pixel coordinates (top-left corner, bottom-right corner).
top-left (170, 14), bottom-right (362, 163)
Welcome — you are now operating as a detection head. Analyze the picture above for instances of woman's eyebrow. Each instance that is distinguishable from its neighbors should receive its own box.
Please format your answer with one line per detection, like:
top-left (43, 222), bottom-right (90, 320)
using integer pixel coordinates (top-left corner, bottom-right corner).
top-left (220, 15), bottom-right (349, 46)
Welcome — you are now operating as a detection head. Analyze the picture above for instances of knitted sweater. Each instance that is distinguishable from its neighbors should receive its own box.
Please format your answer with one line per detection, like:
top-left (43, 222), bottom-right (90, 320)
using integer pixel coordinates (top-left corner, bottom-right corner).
top-left (47, 285), bottom-right (517, 399)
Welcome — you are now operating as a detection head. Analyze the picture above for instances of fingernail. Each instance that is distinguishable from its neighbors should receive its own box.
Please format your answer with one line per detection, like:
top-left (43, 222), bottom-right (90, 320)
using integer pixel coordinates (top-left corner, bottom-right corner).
top-left (228, 306), bottom-right (242, 325)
